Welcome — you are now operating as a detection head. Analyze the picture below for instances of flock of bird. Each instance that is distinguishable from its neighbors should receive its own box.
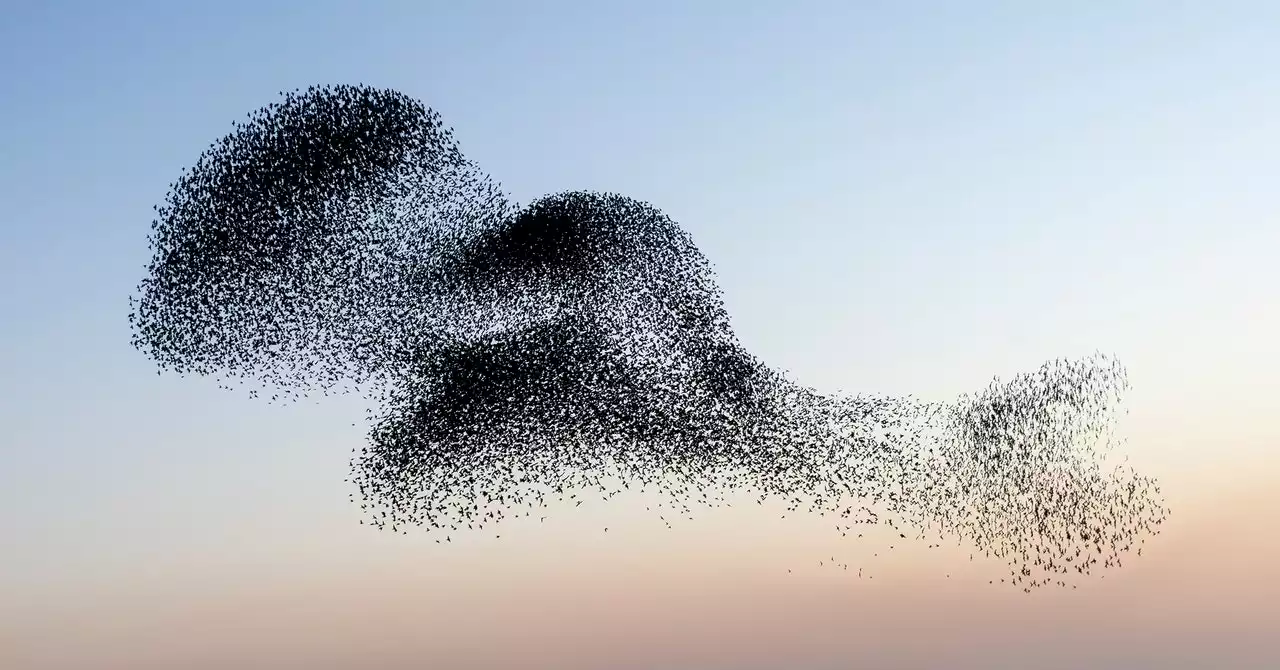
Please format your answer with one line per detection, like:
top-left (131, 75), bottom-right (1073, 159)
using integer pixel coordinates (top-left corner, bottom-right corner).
top-left (128, 84), bottom-right (1169, 592)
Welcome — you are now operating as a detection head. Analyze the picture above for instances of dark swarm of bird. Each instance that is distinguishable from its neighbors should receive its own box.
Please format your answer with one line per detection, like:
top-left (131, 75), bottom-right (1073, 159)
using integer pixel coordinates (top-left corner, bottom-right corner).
top-left (128, 84), bottom-right (1169, 592)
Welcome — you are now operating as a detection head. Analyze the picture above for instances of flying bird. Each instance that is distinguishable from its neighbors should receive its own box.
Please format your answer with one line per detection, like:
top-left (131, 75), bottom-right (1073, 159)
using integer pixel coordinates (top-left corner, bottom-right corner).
top-left (128, 84), bottom-right (1169, 591)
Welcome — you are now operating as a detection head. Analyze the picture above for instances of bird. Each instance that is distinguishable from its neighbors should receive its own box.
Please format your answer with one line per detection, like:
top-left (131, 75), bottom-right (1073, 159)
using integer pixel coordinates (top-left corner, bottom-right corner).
top-left (128, 83), bottom-right (1170, 593)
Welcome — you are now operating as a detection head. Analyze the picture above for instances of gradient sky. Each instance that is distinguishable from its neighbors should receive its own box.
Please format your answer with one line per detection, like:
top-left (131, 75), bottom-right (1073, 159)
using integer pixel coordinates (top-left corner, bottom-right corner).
top-left (2, 1), bottom-right (1278, 668)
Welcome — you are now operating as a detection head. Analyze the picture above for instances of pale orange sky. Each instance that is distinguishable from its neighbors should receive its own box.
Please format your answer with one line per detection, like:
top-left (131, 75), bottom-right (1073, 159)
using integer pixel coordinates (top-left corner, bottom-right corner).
top-left (7, 459), bottom-right (1277, 669)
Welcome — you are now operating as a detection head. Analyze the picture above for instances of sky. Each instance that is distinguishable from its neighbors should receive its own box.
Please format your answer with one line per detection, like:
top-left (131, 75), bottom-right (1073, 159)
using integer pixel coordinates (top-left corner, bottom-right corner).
top-left (1, 1), bottom-right (1278, 668)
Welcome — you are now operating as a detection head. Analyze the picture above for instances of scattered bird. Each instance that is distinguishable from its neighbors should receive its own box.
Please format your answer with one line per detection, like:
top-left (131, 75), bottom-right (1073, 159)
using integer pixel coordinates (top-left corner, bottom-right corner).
top-left (128, 83), bottom-right (1170, 593)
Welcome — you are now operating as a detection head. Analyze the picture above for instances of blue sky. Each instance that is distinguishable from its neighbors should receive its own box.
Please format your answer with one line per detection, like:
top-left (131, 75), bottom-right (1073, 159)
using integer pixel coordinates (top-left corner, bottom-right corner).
top-left (2, 3), bottom-right (1278, 667)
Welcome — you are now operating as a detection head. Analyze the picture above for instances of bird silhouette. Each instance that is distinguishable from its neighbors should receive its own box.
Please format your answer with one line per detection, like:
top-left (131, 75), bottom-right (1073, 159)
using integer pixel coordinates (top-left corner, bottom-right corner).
top-left (129, 84), bottom-right (1169, 592)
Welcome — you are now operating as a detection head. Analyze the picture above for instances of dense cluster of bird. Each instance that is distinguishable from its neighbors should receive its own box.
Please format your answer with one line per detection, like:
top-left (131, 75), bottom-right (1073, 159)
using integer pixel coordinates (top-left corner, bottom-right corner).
top-left (128, 84), bottom-right (1168, 592)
